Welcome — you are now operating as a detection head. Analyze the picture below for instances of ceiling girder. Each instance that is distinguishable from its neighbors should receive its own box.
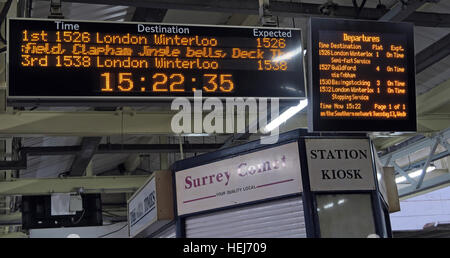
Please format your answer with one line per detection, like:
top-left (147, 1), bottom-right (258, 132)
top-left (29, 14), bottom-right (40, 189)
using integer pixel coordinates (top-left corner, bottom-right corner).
top-left (131, 7), bottom-right (167, 22)
top-left (22, 143), bottom-right (222, 155)
top-left (0, 175), bottom-right (149, 195)
top-left (69, 137), bottom-right (102, 176)
top-left (379, 0), bottom-right (430, 22)
top-left (0, 143), bottom-right (222, 170)
top-left (399, 173), bottom-right (450, 199)
top-left (0, 212), bottom-right (21, 226)
top-left (41, 0), bottom-right (450, 27)
top-left (416, 78), bottom-right (450, 115)
top-left (416, 33), bottom-right (450, 74)
top-left (380, 127), bottom-right (450, 164)
top-left (380, 127), bottom-right (450, 198)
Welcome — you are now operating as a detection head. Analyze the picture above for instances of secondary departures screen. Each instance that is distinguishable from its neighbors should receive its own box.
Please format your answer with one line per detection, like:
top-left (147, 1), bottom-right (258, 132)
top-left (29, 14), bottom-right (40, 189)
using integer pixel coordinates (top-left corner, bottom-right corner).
top-left (308, 18), bottom-right (416, 132)
top-left (8, 18), bottom-right (305, 104)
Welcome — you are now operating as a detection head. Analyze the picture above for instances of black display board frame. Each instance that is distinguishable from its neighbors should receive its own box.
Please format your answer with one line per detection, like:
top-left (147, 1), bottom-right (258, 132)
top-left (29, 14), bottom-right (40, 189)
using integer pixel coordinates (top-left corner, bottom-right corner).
top-left (308, 17), bottom-right (417, 132)
top-left (8, 18), bottom-right (306, 106)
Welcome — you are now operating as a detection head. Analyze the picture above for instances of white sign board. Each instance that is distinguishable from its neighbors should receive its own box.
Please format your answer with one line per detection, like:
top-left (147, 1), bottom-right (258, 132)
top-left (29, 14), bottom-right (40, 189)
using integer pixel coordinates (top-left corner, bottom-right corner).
top-left (305, 138), bottom-right (376, 191)
top-left (51, 193), bottom-right (75, 216)
top-left (175, 142), bottom-right (303, 216)
top-left (128, 178), bottom-right (157, 238)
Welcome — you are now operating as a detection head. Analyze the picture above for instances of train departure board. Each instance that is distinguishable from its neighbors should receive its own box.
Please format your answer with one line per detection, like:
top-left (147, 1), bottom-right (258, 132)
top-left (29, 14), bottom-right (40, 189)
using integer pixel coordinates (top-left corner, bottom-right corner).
top-left (308, 18), bottom-right (416, 132)
top-left (8, 18), bottom-right (305, 105)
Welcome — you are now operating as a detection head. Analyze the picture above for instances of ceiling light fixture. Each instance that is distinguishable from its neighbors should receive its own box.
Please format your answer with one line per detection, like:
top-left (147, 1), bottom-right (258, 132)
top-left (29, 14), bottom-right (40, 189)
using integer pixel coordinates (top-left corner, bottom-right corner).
top-left (395, 165), bottom-right (436, 184)
top-left (262, 99), bottom-right (308, 133)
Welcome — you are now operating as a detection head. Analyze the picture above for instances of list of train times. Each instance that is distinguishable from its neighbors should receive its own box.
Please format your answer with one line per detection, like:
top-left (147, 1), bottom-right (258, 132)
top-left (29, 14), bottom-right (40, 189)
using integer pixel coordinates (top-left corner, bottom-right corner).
top-left (318, 30), bottom-right (410, 120)
top-left (9, 19), bottom-right (304, 99)
top-left (19, 29), bottom-right (293, 71)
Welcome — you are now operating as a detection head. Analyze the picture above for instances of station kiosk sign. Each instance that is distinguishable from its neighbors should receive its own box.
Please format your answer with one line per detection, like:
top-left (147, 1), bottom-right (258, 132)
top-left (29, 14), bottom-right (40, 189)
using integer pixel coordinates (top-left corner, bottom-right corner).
top-left (127, 170), bottom-right (174, 238)
top-left (305, 138), bottom-right (376, 191)
top-left (304, 137), bottom-right (388, 238)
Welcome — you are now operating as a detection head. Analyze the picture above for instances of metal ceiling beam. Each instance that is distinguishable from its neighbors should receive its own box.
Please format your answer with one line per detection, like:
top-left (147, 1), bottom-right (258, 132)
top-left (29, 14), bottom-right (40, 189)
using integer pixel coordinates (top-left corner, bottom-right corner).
top-left (0, 232), bottom-right (27, 238)
top-left (131, 7), bottom-right (167, 22)
top-left (383, 135), bottom-right (425, 154)
top-left (398, 172), bottom-right (450, 198)
top-left (0, 212), bottom-right (21, 226)
top-left (20, 146), bottom-right (82, 155)
top-left (0, 108), bottom-right (251, 136)
top-left (380, 127), bottom-right (450, 164)
top-left (379, 0), bottom-right (430, 22)
top-left (416, 78), bottom-right (450, 115)
top-left (1, 76), bottom-right (448, 138)
top-left (415, 138), bottom-right (440, 188)
top-left (379, 127), bottom-right (450, 197)
top-left (0, 159), bottom-right (26, 170)
top-left (416, 33), bottom-right (450, 74)
top-left (378, 1), bottom-right (450, 77)
top-left (417, 114), bottom-right (450, 134)
top-left (396, 147), bottom-right (450, 175)
top-left (379, 0), bottom-right (450, 76)
top-left (0, 143), bottom-right (221, 170)
top-left (0, 107), bottom-right (443, 138)
top-left (0, 110), bottom-right (175, 136)
top-left (393, 162), bottom-right (418, 184)
top-left (20, 143), bottom-right (222, 155)
top-left (45, 0), bottom-right (266, 14)
top-left (69, 137), bottom-right (102, 176)
top-left (405, 11), bottom-right (450, 27)
top-left (40, 0), bottom-right (450, 27)
top-left (0, 175), bottom-right (149, 195)
top-left (96, 143), bottom-right (221, 153)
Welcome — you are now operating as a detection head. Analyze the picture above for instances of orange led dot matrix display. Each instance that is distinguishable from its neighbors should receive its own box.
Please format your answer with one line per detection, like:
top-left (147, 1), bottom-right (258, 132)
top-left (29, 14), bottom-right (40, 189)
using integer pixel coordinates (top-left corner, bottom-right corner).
top-left (308, 18), bottom-right (416, 132)
top-left (8, 18), bottom-right (306, 106)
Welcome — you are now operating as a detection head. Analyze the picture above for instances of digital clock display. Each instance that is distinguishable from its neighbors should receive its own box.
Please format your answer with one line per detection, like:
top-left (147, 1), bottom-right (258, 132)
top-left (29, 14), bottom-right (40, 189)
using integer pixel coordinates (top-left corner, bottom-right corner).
top-left (8, 18), bottom-right (305, 105)
top-left (308, 18), bottom-right (416, 132)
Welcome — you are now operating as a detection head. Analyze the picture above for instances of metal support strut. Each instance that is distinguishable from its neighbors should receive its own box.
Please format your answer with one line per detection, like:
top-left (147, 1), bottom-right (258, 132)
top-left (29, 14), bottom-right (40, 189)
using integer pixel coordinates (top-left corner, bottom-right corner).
top-left (259, 0), bottom-right (277, 27)
top-left (48, 0), bottom-right (64, 19)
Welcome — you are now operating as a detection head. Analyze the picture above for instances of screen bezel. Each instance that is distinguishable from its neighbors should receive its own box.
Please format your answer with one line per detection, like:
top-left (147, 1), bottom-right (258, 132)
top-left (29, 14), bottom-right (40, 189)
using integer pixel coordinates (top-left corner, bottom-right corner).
top-left (307, 17), bottom-right (417, 132)
top-left (7, 18), bottom-right (307, 106)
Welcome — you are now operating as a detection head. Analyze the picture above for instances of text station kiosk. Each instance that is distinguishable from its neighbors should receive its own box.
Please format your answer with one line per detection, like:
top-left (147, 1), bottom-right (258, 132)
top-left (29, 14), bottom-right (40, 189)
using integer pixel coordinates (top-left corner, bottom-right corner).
top-left (172, 129), bottom-right (391, 238)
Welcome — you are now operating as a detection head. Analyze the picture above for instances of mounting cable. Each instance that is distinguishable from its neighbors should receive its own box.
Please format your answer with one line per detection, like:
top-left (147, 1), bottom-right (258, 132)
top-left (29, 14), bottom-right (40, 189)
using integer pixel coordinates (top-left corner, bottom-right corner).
top-left (102, 210), bottom-right (124, 218)
top-left (352, 0), bottom-right (367, 18)
top-left (376, 0), bottom-right (387, 10)
top-left (179, 136), bottom-right (184, 159)
top-left (26, 0), bottom-right (33, 18)
top-left (291, 0), bottom-right (295, 28)
top-left (319, 0), bottom-right (338, 16)
top-left (98, 223), bottom-right (128, 238)
top-left (48, 0), bottom-right (64, 19)
top-left (71, 209), bottom-right (86, 225)
top-left (259, 0), bottom-right (277, 27)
